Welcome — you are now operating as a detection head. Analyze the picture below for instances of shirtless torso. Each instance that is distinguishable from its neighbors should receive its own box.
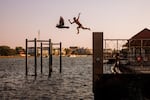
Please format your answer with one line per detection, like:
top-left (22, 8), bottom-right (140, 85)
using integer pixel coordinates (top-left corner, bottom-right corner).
top-left (68, 13), bottom-right (90, 34)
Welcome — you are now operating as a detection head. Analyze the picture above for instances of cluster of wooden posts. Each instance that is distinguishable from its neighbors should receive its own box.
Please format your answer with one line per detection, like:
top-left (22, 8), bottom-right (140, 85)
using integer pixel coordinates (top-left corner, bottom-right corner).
top-left (25, 38), bottom-right (62, 77)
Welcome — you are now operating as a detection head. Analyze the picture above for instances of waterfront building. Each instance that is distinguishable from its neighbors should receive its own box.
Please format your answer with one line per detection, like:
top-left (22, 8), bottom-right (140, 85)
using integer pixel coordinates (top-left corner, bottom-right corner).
top-left (127, 28), bottom-right (150, 65)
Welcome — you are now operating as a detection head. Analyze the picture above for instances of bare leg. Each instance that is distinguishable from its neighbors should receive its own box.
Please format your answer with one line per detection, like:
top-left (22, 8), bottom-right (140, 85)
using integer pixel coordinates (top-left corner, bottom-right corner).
top-left (81, 26), bottom-right (91, 30)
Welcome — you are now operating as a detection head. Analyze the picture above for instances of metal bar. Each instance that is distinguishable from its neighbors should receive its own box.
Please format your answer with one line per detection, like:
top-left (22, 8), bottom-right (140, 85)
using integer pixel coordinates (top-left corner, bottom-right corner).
top-left (37, 40), bottom-right (49, 42)
top-left (25, 39), bottom-right (28, 76)
top-left (34, 38), bottom-right (37, 76)
top-left (28, 40), bottom-right (50, 42)
top-left (104, 40), bottom-right (106, 49)
top-left (141, 40), bottom-right (143, 67)
top-left (52, 43), bottom-right (60, 45)
top-left (117, 40), bottom-right (118, 53)
top-left (104, 39), bottom-right (128, 41)
top-left (128, 40), bottom-right (131, 62)
top-left (41, 42), bottom-right (43, 74)
top-left (102, 39), bottom-right (150, 41)
top-left (42, 43), bottom-right (49, 45)
top-left (27, 40), bottom-right (34, 42)
top-left (129, 46), bottom-right (150, 47)
top-left (60, 42), bottom-right (62, 73)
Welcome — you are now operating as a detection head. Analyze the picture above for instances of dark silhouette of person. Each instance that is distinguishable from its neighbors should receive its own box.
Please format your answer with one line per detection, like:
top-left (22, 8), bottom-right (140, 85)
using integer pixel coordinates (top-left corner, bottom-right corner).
top-left (68, 13), bottom-right (91, 34)
top-left (113, 53), bottom-right (121, 73)
top-left (56, 16), bottom-right (69, 29)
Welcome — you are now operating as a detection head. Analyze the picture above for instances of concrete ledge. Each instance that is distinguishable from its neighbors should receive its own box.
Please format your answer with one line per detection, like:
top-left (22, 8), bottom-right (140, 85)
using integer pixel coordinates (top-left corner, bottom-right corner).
top-left (94, 74), bottom-right (150, 100)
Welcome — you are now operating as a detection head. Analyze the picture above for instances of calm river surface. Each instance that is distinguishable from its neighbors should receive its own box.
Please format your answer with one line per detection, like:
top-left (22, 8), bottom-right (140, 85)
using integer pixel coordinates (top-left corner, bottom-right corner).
top-left (0, 56), bottom-right (111, 100)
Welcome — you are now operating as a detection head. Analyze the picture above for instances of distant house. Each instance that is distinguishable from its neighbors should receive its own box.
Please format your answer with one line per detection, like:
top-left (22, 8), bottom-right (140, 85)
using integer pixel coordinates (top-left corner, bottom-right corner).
top-left (69, 46), bottom-right (78, 54)
top-left (127, 28), bottom-right (150, 64)
top-left (27, 47), bottom-right (35, 56)
top-left (69, 46), bottom-right (78, 50)
top-left (28, 47), bottom-right (49, 57)
top-left (52, 48), bottom-right (60, 55)
top-left (19, 50), bottom-right (25, 57)
top-left (41, 47), bottom-right (49, 57)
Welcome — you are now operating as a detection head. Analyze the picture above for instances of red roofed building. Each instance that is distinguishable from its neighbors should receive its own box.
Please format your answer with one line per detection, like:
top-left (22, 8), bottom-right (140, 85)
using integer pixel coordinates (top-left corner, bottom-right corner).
top-left (130, 28), bottom-right (150, 39)
top-left (128, 28), bottom-right (150, 65)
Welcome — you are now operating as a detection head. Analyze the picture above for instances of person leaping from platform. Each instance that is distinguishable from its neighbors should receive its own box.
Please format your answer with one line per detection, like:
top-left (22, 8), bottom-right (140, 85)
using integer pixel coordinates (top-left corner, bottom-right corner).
top-left (68, 13), bottom-right (91, 34)
top-left (56, 16), bottom-right (69, 29)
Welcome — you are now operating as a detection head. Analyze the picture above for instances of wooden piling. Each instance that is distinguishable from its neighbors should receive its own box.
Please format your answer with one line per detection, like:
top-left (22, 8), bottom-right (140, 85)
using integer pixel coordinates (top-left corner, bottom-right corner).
top-left (50, 41), bottom-right (53, 67)
top-left (60, 42), bottom-right (62, 73)
top-left (25, 39), bottom-right (28, 76)
top-left (41, 42), bottom-right (43, 74)
top-left (25, 38), bottom-right (62, 77)
top-left (49, 39), bottom-right (52, 77)
top-left (34, 38), bottom-right (37, 76)
top-left (93, 32), bottom-right (103, 92)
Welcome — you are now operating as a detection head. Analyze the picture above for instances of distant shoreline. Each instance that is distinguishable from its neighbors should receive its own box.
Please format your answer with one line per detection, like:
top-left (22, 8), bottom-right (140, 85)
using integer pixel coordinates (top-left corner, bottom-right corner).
top-left (0, 56), bottom-right (25, 58)
top-left (0, 55), bottom-right (92, 58)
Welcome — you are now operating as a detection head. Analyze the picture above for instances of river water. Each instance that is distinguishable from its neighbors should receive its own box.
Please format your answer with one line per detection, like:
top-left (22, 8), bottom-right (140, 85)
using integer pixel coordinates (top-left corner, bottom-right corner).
top-left (0, 56), bottom-right (112, 100)
top-left (0, 56), bottom-right (94, 100)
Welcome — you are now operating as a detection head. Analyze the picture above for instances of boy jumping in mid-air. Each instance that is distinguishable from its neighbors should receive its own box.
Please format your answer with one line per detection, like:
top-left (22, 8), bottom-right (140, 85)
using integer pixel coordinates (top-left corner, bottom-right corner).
top-left (68, 13), bottom-right (91, 34)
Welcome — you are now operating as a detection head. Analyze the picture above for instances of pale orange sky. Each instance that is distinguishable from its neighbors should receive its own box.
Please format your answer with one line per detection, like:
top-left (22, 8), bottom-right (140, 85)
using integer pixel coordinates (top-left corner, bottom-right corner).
top-left (0, 0), bottom-right (150, 49)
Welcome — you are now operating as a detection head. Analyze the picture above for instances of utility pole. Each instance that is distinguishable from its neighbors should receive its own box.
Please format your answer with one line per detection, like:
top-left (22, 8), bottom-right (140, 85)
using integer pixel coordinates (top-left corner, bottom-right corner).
top-left (38, 30), bottom-right (40, 40)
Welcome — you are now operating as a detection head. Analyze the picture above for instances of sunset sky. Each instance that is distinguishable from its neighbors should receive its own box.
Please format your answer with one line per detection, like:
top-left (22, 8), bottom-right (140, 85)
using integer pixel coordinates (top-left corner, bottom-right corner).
top-left (1, 0), bottom-right (150, 49)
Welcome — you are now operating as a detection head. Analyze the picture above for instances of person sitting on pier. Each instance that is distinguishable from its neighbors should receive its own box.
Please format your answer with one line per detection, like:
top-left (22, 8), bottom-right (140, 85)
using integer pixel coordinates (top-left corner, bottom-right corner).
top-left (56, 16), bottom-right (69, 29)
top-left (113, 53), bottom-right (121, 74)
top-left (68, 13), bottom-right (91, 34)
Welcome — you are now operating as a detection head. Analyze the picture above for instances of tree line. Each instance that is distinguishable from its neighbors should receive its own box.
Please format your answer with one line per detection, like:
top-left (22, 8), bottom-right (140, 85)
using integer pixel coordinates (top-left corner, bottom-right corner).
top-left (0, 46), bottom-right (24, 56)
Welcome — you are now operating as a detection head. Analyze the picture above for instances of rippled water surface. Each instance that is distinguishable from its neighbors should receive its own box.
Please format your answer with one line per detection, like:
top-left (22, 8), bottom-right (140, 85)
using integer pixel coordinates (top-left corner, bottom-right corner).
top-left (0, 56), bottom-right (95, 100)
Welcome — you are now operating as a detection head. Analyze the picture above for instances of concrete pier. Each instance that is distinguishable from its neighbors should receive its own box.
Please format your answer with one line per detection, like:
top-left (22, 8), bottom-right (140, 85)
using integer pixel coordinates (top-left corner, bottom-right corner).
top-left (94, 74), bottom-right (150, 100)
top-left (93, 32), bottom-right (150, 100)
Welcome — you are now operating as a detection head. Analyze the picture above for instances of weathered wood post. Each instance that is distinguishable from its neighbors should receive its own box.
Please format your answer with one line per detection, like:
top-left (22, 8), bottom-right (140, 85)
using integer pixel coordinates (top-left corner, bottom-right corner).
top-left (49, 39), bottom-right (52, 77)
top-left (93, 32), bottom-right (103, 92)
top-left (60, 42), bottom-right (62, 73)
top-left (34, 38), bottom-right (37, 76)
top-left (25, 39), bottom-right (28, 76)
top-left (41, 42), bottom-right (43, 74)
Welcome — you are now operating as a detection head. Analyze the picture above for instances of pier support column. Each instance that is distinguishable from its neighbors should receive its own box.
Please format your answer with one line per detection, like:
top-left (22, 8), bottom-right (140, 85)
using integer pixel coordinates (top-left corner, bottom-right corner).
top-left (25, 39), bottom-right (28, 76)
top-left (34, 38), bottom-right (37, 76)
top-left (41, 43), bottom-right (43, 74)
top-left (60, 42), bottom-right (62, 73)
top-left (49, 39), bottom-right (52, 77)
top-left (93, 32), bottom-right (103, 92)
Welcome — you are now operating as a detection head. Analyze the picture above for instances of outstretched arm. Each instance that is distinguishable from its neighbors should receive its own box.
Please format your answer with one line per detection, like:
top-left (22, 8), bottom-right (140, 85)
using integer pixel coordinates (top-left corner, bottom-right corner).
top-left (68, 19), bottom-right (74, 24)
top-left (77, 13), bottom-right (81, 20)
